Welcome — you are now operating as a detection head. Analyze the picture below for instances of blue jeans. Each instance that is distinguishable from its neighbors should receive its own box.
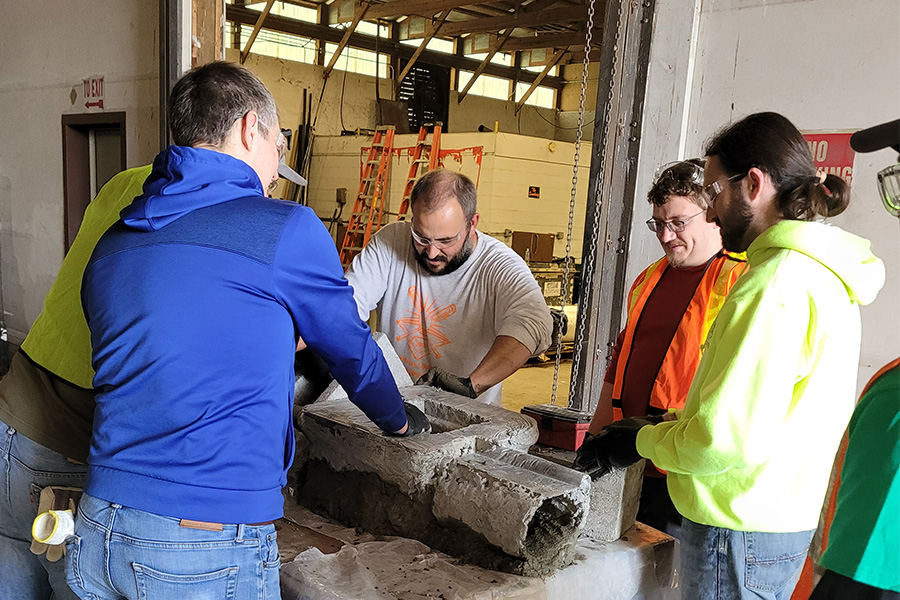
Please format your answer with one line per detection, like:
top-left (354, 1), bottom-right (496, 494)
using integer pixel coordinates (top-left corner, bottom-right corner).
top-left (67, 493), bottom-right (281, 600)
top-left (0, 418), bottom-right (87, 600)
top-left (681, 518), bottom-right (814, 600)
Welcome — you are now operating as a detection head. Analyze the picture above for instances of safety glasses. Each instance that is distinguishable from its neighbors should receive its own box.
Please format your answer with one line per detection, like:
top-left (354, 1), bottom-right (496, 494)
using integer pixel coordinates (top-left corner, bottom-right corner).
top-left (702, 172), bottom-right (747, 208)
top-left (653, 160), bottom-right (705, 187)
top-left (409, 223), bottom-right (467, 250)
top-left (646, 210), bottom-right (707, 234)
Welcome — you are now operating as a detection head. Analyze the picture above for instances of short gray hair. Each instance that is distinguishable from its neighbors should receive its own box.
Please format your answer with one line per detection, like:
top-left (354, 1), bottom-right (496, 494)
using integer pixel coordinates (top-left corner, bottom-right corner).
top-left (168, 61), bottom-right (278, 147)
top-left (410, 170), bottom-right (478, 221)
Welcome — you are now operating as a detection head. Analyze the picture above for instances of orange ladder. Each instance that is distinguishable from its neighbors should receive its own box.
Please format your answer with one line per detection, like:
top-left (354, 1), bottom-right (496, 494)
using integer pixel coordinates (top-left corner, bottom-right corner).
top-left (339, 126), bottom-right (395, 268)
top-left (397, 122), bottom-right (442, 221)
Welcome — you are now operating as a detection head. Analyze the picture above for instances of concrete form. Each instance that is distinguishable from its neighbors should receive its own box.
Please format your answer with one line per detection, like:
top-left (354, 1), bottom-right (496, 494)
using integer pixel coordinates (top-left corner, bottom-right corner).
top-left (584, 461), bottom-right (645, 541)
top-left (298, 382), bottom-right (590, 576)
top-left (292, 332), bottom-right (642, 575)
top-left (531, 447), bottom-right (645, 542)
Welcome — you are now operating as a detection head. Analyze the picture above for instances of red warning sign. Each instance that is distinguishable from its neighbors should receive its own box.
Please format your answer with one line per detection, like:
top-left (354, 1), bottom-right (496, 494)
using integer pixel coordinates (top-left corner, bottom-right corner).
top-left (802, 132), bottom-right (855, 185)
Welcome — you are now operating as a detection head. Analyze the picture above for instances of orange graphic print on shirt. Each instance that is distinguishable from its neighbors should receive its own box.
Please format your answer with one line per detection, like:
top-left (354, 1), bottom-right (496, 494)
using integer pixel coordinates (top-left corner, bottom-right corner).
top-left (395, 286), bottom-right (457, 361)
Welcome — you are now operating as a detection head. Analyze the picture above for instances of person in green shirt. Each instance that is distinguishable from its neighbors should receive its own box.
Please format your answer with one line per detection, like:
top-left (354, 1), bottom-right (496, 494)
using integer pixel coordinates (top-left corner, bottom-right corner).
top-left (811, 359), bottom-right (900, 599)
top-left (575, 112), bottom-right (886, 600)
top-left (809, 118), bottom-right (900, 600)
top-left (0, 166), bottom-right (149, 600)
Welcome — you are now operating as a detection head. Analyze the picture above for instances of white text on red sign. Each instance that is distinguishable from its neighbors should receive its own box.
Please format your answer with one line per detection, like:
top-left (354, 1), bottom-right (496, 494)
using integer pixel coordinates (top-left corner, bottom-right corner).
top-left (83, 77), bottom-right (104, 99)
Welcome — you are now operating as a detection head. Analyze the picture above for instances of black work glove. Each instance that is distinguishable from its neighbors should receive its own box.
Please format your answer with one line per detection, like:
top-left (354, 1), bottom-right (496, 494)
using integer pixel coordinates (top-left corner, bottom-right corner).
top-left (573, 417), bottom-right (657, 479)
top-left (642, 413), bottom-right (667, 425)
top-left (415, 367), bottom-right (478, 398)
top-left (549, 308), bottom-right (568, 339)
top-left (390, 402), bottom-right (431, 436)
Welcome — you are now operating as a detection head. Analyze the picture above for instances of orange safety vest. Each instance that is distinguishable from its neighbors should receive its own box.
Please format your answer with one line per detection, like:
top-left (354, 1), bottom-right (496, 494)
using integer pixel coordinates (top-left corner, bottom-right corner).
top-left (612, 251), bottom-right (747, 413)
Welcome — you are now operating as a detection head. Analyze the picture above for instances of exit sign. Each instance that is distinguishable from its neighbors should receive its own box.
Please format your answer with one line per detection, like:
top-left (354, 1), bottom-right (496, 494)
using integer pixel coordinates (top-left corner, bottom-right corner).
top-left (83, 76), bottom-right (104, 109)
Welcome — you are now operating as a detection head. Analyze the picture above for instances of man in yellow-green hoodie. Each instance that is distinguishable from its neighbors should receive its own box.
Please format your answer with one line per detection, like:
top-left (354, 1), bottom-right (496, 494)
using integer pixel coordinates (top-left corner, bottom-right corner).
top-left (576, 112), bottom-right (885, 600)
top-left (0, 166), bottom-right (149, 600)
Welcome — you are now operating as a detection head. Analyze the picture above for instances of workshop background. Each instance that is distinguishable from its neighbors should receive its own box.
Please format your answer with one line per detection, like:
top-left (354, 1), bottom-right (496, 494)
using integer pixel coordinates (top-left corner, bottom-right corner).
top-left (0, 0), bottom-right (896, 398)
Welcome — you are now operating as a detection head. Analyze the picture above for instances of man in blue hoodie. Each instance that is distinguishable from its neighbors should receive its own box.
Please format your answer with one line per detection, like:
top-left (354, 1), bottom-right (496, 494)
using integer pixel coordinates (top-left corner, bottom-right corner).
top-left (69, 61), bottom-right (428, 600)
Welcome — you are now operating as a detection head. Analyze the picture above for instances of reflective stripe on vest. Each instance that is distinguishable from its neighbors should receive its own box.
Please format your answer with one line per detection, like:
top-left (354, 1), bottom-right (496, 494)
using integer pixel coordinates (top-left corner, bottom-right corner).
top-left (612, 252), bottom-right (747, 412)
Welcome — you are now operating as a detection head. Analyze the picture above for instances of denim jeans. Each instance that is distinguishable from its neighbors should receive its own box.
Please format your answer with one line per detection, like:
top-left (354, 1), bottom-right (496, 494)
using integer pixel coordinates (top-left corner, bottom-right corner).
top-left (0, 418), bottom-right (87, 600)
top-left (681, 518), bottom-right (814, 600)
top-left (67, 493), bottom-right (281, 600)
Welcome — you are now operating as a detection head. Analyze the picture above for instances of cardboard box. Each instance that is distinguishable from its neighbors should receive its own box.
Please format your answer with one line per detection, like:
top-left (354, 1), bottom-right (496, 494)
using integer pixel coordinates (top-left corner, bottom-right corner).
top-left (511, 231), bottom-right (555, 263)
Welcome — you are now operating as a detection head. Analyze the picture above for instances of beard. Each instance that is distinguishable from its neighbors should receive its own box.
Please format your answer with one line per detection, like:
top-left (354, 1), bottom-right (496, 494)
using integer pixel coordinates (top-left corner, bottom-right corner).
top-left (720, 194), bottom-right (754, 253)
top-left (414, 232), bottom-right (476, 275)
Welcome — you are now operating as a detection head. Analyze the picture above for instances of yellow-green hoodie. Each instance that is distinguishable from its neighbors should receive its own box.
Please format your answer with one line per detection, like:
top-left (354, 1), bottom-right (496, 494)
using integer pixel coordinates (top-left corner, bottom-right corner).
top-left (20, 166), bottom-right (151, 388)
top-left (636, 219), bottom-right (885, 532)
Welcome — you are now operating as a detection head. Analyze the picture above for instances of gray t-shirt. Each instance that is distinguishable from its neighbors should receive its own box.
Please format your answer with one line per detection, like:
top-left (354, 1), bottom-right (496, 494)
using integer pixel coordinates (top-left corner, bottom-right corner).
top-left (345, 222), bottom-right (553, 406)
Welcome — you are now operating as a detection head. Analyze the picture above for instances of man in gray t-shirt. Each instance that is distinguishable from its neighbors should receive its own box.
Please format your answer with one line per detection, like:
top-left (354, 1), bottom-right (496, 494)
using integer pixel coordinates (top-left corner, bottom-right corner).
top-left (345, 170), bottom-right (553, 406)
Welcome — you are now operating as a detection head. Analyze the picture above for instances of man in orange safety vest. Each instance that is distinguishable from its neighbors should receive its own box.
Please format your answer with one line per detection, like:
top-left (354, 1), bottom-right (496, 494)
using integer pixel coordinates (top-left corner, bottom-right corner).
top-left (583, 159), bottom-right (747, 537)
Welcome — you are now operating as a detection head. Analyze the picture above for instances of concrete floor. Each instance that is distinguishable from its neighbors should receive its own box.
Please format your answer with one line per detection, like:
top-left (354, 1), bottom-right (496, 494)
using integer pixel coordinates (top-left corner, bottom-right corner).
top-left (501, 357), bottom-right (573, 414)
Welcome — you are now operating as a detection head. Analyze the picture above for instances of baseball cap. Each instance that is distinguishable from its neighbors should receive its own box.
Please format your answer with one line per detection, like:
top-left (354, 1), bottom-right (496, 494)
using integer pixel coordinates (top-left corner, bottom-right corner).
top-left (278, 158), bottom-right (307, 186)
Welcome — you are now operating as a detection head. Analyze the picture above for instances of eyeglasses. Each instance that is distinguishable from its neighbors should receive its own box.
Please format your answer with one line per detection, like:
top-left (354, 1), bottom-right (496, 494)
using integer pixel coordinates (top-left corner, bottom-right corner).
top-left (258, 119), bottom-right (288, 195)
top-left (259, 122), bottom-right (287, 161)
top-left (653, 160), bottom-right (705, 186)
top-left (702, 171), bottom-right (747, 207)
top-left (410, 223), bottom-right (467, 250)
top-left (646, 210), bottom-right (707, 234)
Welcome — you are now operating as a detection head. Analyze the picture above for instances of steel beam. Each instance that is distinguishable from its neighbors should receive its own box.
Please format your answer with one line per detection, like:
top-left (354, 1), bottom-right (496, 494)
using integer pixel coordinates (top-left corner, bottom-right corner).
top-left (568, 0), bottom-right (656, 411)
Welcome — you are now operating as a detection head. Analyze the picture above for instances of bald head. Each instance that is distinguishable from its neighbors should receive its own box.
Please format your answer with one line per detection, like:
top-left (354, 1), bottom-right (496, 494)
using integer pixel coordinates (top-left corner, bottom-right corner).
top-left (410, 169), bottom-right (477, 220)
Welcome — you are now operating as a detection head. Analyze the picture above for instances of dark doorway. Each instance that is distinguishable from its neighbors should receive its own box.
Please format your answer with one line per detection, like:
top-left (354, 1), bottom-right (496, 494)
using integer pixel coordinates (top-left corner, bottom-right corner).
top-left (61, 112), bottom-right (126, 251)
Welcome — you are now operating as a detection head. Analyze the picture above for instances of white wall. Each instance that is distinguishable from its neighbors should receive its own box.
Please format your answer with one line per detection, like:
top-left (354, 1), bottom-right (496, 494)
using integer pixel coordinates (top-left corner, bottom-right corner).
top-left (0, 1), bottom-right (160, 342)
top-left (635, 0), bottom-right (899, 389)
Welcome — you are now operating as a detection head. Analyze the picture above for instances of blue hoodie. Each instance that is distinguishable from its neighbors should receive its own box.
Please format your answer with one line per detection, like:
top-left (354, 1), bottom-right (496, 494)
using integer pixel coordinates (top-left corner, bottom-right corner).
top-left (82, 147), bottom-right (407, 524)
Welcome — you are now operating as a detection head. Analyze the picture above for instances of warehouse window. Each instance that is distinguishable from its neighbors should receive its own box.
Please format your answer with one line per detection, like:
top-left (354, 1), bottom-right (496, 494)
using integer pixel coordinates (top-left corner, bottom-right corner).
top-left (524, 64), bottom-right (559, 76)
top-left (228, 1), bottom-right (317, 23)
top-left (466, 51), bottom-right (513, 67)
top-left (514, 82), bottom-right (556, 109)
top-left (332, 20), bottom-right (390, 38)
top-left (400, 37), bottom-right (455, 54)
top-left (226, 23), bottom-right (317, 64)
top-left (324, 43), bottom-right (389, 79)
top-left (457, 71), bottom-right (510, 101)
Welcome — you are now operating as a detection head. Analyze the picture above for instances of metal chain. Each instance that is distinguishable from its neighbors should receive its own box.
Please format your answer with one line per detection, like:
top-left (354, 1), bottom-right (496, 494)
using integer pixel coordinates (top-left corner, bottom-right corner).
top-left (556, 0), bottom-right (626, 409)
top-left (550, 0), bottom-right (596, 406)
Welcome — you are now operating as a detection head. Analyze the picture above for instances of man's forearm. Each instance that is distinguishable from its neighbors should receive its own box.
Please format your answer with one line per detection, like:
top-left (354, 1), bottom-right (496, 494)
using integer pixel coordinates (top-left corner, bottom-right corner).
top-left (468, 335), bottom-right (533, 395)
